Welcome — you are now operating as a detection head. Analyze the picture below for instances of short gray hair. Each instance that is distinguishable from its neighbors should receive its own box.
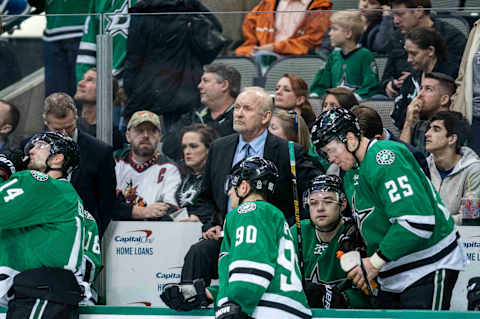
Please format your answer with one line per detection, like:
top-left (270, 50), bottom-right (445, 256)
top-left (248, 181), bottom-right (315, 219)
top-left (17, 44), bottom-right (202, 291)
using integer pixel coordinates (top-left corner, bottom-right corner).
top-left (203, 63), bottom-right (242, 98)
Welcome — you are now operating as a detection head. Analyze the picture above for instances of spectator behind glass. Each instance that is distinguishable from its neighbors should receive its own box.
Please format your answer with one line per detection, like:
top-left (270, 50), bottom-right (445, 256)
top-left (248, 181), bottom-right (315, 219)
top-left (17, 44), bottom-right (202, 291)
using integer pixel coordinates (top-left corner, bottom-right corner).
top-left (391, 27), bottom-right (454, 131)
top-left (425, 111), bottom-right (480, 224)
top-left (358, 0), bottom-right (393, 54)
top-left (235, 0), bottom-right (332, 58)
top-left (123, 0), bottom-right (225, 131)
top-left (382, 0), bottom-right (466, 99)
top-left (451, 19), bottom-right (480, 156)
top-left (310, 11), bottom-right (381, 101)
top-left (269, 108), bottom-right (328, 171)
top-left (0, 100), bottom-right (20, 152)
top-left (321, 88), bottom-right (359, 112)
top-left (274, 73), bottom-right (317, 128)
top-left (269, 109), bottom-right (310, 152)
top-left (176, 124), bottom-right (218, 222)
top-left (114, 110), bottom-right (182, 221)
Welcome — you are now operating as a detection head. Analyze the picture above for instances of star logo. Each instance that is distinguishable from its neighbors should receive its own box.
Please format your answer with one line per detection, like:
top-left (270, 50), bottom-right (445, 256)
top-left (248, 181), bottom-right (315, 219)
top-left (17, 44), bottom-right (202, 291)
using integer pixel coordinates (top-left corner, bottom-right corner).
top-left (353, 174), bottom-right (359, 186)
top-left (104, 0), bottom-right (132, 38)
top-left (351, 191), bottom-right (375, 231)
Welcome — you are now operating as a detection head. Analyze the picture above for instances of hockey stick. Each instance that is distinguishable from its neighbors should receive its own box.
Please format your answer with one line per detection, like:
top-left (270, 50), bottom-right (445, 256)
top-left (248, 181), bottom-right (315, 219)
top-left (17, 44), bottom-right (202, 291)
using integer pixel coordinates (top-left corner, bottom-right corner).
top-left (288, 141), bottom-right (305, 285)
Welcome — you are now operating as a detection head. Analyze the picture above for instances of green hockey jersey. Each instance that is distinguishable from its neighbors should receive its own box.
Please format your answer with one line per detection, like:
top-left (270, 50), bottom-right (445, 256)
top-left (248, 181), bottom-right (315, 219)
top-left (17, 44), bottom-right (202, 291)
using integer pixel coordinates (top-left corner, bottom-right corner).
top-left (44, 0), bottom-right (91, 42)
top-left (76, 0), bottom-right (137, 82)
top-left (80, 209), bottom-right (102, 304)
top-left (290, 221), bottom-right (371, 308)
top-left (0, 170), bottom-right (84, 306)
top-left (309, 47), bottom-right (381, 100)
top-left (344, 140), bottom-right (466, 293)
top-left (217, 201), bottom-right (312, 318)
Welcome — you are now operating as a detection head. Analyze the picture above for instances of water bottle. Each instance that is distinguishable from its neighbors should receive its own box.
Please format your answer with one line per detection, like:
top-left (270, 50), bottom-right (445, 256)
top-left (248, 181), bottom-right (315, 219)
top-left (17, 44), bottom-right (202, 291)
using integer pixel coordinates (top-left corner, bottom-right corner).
top-left (460, 193), bottom-right (480, 226)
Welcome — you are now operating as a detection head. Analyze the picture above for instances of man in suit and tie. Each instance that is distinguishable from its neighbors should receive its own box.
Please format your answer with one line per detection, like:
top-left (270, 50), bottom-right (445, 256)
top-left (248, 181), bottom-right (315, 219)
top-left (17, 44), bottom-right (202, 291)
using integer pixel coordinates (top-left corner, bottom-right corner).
top-left (181, 87), bottom-right (323, 284)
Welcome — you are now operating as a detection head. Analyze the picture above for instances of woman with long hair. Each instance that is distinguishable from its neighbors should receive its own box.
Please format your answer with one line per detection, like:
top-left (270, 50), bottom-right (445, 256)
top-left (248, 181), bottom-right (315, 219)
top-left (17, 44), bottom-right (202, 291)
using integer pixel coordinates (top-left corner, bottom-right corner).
top-left (274, 73), bottom-right (317, 128)
top-left (175, 124), bottom-right (218, 221)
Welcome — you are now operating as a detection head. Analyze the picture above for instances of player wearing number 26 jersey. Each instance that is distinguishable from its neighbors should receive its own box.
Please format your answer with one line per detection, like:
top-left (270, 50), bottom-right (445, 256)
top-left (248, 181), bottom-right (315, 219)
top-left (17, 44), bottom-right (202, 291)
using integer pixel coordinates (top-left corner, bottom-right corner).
top-left (311, 108), bottom-right (466, 310)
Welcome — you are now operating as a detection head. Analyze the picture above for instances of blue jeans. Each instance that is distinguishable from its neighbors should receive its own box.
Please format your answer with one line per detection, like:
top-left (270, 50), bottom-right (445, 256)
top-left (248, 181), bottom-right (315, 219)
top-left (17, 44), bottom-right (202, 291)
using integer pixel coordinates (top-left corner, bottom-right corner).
top-left (472, 116), bottom-right (480, 156)
top-left (43, 38), bottom-right (80, 98)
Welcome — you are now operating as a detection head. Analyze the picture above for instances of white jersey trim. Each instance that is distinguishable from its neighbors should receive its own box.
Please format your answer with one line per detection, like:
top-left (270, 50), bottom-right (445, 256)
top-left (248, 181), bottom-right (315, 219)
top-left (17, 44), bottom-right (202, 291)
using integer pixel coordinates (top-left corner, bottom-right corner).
top-left (79, 42), bottom-right (96, 51)
top-left (77, 55), bottom-right (96, 65)
top-left (390, 215), bottom-right (435, 239)
top-left (65, 216), bottom-right (82, 272)
top-left (258, 293), bottom-right (312, 317)
top-left (229, 273), bottom-right (270, 288)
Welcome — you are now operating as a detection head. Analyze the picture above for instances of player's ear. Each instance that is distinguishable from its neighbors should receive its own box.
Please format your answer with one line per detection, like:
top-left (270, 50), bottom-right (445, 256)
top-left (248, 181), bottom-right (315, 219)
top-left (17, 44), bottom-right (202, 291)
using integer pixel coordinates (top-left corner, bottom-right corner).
top-left (240, 180), bottom-right (251, 197)
top-left (49, 153), bottom-right (65, 168)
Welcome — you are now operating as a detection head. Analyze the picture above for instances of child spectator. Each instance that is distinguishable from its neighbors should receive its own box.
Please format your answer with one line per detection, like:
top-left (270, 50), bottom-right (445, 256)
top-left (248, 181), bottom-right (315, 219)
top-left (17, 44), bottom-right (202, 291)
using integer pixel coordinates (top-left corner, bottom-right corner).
top-left (310, 11), bottom-right (381, 101)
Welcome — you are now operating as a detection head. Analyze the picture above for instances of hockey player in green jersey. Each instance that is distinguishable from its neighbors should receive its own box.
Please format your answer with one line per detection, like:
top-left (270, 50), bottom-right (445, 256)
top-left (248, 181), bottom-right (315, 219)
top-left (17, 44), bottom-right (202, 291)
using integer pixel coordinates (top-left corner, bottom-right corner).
top-left (311, 108), bottom-right (466, 309)
top-left (161, 156), bottom-right (311, 318)
top-left (210, 156), bottom-right (311, 318)
top-left (0, 132), bottom-right (100, 318)
top-left (291, 174), bottom-right (372, 309)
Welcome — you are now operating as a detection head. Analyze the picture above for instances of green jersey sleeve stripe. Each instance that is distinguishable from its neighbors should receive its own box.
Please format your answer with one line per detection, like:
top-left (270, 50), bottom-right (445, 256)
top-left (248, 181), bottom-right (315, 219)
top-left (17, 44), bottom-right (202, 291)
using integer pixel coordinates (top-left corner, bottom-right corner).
top-left (229, 273), bottom-right (271, 288)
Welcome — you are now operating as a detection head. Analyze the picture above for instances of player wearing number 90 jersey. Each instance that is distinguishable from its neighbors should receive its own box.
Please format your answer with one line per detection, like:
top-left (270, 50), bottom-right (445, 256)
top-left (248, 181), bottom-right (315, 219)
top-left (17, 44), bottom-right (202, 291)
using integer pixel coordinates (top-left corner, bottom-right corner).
top-left (215, 157), bottom-right (311, 319)
top-left (217, 201), bottom-right (311, 318)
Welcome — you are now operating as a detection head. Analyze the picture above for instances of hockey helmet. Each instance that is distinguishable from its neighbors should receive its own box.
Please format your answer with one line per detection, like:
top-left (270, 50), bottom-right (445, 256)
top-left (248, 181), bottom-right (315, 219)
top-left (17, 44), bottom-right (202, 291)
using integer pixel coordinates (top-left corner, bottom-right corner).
top-left (311, 108), bottom-right (361, 151)
top-left (303, 174), bottom-right (346, 209)
top-left (225, 156), bottom-right (279, 196)
top-left (25, 131), bottom-right (80, 174)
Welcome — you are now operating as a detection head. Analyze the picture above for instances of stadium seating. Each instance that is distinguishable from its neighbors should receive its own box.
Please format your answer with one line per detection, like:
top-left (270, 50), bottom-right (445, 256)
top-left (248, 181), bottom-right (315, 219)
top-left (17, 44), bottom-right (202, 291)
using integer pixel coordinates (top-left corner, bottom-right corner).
top-left (263, 55), bottom-right (326, 92)
top-left (213, 56), bottom-right (262, 88)
top-left (362, 99), bottom-right (399, 137)
top-left (374, 55), bottom-right (388, 81)
top-left (437, 15), bottom-right (471, 38)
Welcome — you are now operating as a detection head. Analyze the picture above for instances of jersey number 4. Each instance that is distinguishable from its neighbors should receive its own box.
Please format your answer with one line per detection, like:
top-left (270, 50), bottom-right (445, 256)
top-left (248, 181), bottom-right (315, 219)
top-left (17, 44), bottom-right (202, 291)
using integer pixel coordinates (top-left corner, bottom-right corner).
top-left (0, 178), bottom-right (24, 203)
top-left (385, 176), bottom-right (413, 203)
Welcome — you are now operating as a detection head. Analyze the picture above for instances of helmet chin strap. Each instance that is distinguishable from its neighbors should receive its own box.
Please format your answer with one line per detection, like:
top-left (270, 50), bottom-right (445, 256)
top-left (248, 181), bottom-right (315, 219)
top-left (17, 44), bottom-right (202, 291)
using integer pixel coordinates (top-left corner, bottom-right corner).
top-left (345, 135), bottom-right (361, 166)
top-left (314, 213), bottom-right (342, 233)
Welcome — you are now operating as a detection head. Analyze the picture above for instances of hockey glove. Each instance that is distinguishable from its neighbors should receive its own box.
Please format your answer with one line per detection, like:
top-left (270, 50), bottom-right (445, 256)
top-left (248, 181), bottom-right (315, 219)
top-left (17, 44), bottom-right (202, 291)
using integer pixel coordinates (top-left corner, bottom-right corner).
top-left (160, 279), bottom-right (210, 311)
top-left (468, 277), bottom-right (480, 310)
top-left (304, 281), bottom-right (350, 309)
top-left (0, 153), bottom-right (16, 181)
top-left (215, 301), bottom-right (251, 319)
top-left (338, 220), bottom-right (366, 256)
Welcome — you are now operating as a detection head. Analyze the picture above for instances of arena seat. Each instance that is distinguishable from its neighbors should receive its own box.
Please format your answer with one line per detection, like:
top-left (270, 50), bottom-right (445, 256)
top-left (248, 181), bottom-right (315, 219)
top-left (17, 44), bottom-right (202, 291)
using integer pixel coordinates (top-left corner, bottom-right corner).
top-left (263, 55), bottom-right (326, 92)
top-left (213, 56), bottom-right (262, 89)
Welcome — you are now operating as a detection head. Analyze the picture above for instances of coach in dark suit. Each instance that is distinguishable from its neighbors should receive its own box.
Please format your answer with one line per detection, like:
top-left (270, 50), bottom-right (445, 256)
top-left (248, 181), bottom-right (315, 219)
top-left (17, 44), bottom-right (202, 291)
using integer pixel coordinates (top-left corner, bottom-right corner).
top-left (181, 87), bottom-right (323, 284)
top-left (42, 93), bottom-right (115, 236)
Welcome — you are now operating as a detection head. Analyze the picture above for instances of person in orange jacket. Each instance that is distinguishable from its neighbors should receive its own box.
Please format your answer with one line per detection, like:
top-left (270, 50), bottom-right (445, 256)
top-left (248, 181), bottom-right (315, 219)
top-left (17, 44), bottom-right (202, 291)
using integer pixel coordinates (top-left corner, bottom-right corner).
top-left (235, 0), bottom-right (332, 57)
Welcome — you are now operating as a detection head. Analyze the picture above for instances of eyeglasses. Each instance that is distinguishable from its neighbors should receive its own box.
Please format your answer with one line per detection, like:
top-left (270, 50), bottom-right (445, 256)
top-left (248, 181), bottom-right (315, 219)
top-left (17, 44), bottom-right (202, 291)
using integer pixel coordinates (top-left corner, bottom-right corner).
top-left (287, 110), bottom-right (298, 131)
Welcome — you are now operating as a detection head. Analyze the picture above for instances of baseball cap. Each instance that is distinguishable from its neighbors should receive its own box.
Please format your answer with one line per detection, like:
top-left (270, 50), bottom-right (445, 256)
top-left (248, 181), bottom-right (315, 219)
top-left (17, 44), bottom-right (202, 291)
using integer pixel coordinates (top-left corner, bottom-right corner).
top-left (127, 111), bottom-right (162, 131)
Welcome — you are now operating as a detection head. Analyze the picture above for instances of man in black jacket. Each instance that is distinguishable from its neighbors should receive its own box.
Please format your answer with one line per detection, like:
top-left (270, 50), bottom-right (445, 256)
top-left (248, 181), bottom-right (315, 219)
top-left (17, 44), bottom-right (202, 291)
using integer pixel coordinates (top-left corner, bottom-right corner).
top-left (42, 93), bottom-right (116, 236)
top-left (180, 87), bottom-right (323, 285)
top-left (123, 0), bottom-right (226, 131)
top-left (381, 0), bottom-right (466, 98)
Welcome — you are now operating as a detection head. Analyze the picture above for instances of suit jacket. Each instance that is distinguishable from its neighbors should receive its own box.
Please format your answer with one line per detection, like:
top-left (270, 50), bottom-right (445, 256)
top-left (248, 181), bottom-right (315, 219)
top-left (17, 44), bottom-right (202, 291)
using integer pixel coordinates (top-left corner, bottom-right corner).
top-left (71, 129), bottom-right (116, 236)
top-left (191, 131), bottom-right (323, 231)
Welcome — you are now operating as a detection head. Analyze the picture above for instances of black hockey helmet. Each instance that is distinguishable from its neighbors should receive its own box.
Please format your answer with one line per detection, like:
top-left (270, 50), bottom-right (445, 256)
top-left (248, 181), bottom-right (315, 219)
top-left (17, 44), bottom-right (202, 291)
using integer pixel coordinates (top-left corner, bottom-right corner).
top-left (25, 131), bottom-right (80, 175)
top-left (0, 148), bottom-right (26, 181)
top-left (225, 156), bottom-right (279, 196)
top-left (311, 108), bottom-right (362, 151)
top-left (303, 174), bottom-right (346, 209)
